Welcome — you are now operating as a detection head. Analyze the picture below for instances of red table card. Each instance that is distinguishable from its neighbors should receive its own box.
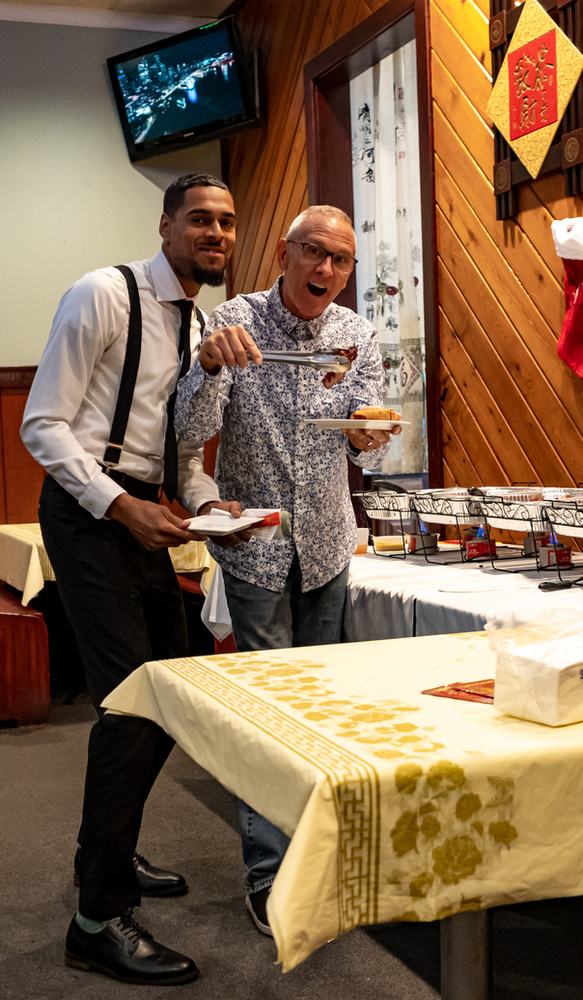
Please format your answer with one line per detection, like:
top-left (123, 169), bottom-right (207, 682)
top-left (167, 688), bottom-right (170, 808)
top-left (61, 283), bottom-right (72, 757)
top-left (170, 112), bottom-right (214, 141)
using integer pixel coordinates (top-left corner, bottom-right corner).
top-left (421, 679), bottom-right (495, 704)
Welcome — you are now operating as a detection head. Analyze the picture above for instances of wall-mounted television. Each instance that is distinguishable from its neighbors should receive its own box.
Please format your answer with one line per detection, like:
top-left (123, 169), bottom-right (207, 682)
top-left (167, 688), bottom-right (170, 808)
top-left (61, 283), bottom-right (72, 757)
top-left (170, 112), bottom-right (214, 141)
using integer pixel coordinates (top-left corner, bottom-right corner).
top-left (107, 16), bottom-right (260, 162)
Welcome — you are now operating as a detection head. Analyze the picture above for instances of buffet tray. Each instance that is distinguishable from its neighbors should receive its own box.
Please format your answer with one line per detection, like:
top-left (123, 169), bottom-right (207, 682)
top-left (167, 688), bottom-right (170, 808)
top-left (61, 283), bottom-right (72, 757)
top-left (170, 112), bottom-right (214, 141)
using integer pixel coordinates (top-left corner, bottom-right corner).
top-left (478, 488), bottom-right (583, 531)
top-left (353, 490), bottom-right (414, 519)
top-left (411, 489), bottom-right (484, 526)
top-left (543, 494), bottom-right (583, 539)
top-left (356, 485), bottom-right (583, 536)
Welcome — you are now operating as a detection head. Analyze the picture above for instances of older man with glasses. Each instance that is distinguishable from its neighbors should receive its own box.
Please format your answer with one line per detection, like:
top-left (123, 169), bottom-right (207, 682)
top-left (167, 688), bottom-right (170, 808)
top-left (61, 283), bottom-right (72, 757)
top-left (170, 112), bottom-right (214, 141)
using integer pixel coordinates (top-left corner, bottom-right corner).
top-left (175, 204), bottom-right (402, 935)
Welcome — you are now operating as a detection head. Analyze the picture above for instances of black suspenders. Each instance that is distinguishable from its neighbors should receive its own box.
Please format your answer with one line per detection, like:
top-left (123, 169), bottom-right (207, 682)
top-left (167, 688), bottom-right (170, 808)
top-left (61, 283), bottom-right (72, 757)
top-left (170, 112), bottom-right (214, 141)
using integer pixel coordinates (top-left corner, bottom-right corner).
top-left (103, 265), bottom-right (142, 467)
top-left (102, 264), bottom-right (205, 468)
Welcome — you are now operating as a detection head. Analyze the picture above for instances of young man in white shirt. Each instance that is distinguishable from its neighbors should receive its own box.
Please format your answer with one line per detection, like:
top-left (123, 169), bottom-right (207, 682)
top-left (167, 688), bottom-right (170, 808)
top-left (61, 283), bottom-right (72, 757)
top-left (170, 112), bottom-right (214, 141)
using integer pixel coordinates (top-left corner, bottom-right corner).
top-left (21, 173), bottom-right (247, 985)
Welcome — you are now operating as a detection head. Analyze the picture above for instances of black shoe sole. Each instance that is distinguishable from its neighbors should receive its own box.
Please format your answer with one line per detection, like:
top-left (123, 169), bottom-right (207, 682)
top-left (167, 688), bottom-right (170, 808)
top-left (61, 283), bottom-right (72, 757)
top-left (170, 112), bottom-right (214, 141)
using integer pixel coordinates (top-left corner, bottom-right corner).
top-left (72, 873), bottom-right (188, 897)
top-left (65, 950), bottom-right (200, 985)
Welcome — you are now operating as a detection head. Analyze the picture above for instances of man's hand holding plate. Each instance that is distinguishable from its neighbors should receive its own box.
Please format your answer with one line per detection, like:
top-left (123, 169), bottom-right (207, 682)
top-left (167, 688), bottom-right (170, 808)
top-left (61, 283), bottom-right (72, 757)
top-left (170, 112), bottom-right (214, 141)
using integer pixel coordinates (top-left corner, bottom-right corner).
top-left (107, 494), bottom-right (200, 550)
top-left (196, 499), bottom-right (252, 547)
top-left (343, 424), bottom-right (402, 452)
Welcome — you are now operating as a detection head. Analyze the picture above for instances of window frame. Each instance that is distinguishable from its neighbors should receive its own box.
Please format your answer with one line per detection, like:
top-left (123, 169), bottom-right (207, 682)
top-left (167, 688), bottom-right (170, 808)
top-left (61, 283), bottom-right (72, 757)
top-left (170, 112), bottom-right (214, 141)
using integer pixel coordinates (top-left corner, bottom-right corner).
top-left (303, 0), bottom-right (442, 487)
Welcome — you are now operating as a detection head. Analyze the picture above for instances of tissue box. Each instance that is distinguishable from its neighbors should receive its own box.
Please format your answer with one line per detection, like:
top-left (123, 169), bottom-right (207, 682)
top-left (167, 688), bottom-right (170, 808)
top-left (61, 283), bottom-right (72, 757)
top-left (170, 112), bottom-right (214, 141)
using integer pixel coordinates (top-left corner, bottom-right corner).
top-left (487, 608), bottom-right (583, 726)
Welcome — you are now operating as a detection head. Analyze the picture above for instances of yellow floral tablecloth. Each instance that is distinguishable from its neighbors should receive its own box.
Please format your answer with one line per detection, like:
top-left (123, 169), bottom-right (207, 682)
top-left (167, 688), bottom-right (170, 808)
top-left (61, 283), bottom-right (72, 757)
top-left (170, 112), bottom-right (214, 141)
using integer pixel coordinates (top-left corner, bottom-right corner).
top-left (0, 523), bottom-right (211, 605)
top-left (103, 632), bottom-right (583, 972)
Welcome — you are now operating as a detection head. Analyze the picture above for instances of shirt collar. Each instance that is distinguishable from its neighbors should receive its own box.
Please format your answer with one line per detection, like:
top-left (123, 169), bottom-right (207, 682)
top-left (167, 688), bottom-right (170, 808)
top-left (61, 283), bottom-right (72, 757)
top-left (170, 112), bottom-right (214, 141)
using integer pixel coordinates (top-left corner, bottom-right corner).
top-left (149, 249), bottom-right (198, 304)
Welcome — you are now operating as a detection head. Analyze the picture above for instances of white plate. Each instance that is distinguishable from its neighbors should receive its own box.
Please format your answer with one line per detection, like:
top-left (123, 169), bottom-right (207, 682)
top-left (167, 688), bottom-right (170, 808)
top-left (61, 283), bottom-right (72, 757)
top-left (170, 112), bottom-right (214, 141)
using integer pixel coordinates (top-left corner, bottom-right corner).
top-left (186, 514), bottom-right (262, 536)
top-left (304, 418), bottom-right (409, 430)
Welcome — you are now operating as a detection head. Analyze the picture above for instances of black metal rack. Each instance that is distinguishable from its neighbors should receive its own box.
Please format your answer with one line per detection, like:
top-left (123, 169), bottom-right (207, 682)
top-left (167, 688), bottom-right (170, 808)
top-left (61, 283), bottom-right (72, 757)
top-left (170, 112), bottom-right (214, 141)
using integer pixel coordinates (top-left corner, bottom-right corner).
top-left (353, 488), bottom-right (583, 580)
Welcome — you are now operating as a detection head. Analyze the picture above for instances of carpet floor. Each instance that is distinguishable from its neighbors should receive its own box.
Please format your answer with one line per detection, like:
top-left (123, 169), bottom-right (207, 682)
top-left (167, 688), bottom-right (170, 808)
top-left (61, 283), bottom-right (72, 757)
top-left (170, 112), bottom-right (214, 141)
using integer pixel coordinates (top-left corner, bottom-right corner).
top-left (1, 697), bottom-right (582, 1000)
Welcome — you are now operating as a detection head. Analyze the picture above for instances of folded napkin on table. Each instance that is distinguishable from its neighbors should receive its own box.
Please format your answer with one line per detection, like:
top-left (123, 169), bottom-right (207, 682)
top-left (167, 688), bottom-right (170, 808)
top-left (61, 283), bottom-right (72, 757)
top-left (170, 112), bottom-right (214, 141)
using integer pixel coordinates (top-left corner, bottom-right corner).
top-left (201, 563), bottom-right (233, 642)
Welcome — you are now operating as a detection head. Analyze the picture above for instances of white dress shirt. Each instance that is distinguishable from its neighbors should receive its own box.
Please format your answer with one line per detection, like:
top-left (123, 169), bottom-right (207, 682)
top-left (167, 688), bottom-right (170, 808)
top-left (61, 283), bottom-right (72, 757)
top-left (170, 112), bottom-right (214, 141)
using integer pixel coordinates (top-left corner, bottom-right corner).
top-left (21, 250), bottom-right (219, 519)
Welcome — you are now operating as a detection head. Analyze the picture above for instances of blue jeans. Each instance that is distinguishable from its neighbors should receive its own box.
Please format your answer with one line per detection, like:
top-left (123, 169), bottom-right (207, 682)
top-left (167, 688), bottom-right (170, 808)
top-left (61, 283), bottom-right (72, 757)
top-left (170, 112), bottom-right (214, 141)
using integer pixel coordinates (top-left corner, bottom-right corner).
top-left (223, 554), bottom-right (349, 893)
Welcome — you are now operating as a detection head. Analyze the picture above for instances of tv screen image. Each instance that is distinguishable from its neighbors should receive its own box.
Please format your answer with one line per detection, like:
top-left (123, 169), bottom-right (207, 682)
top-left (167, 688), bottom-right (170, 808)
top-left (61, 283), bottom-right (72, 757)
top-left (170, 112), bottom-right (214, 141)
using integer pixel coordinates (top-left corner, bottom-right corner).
top-left (108, 17), bottom-right (260, 161)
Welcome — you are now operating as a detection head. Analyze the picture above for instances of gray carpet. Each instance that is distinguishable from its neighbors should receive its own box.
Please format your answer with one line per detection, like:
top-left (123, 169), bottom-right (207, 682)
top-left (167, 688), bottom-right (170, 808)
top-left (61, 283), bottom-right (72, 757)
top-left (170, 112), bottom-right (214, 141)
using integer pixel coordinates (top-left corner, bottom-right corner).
top-left (1, 699), bottom-right (582, 999)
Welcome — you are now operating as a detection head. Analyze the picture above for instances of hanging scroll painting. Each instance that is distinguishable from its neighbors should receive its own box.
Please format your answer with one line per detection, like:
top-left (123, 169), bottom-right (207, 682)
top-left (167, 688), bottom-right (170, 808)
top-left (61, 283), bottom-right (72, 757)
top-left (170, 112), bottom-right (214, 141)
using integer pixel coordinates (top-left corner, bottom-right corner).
top-left (487, 0), bottom-right (583, 178)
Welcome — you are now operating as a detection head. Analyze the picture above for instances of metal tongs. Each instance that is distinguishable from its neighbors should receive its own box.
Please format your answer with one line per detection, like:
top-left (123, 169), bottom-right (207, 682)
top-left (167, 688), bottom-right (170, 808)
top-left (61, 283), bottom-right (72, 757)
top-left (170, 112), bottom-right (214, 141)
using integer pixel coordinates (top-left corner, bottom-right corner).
top-left (259, 349), bottom-right (352, 374)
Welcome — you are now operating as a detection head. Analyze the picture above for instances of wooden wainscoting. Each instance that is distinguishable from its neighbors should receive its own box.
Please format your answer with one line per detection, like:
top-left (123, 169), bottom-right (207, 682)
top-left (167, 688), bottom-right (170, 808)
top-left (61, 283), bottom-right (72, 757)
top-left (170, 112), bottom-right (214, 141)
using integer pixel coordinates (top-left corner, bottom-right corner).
top-left (0, 368), bottom-right (222, 526)
top-left (0, 368), bottom-right (45, 524)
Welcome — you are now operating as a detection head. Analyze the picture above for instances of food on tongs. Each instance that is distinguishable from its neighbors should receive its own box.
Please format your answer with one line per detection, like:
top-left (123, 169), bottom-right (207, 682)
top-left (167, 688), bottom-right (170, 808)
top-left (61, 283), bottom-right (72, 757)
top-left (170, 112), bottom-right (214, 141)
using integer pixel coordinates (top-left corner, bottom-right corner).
top-left (259, 346), bottom-right (359, 387)
top-left (351, 406), bottom-right (402, 421)
top-left (337, 346), bottom-right (358, 363)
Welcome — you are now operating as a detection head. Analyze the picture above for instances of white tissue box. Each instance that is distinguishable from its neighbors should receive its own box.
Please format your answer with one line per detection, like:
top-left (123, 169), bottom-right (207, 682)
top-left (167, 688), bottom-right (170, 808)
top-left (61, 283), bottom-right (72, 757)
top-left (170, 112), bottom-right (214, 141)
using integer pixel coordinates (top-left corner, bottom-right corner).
top-left (487, 608), bottom-right (583, 727)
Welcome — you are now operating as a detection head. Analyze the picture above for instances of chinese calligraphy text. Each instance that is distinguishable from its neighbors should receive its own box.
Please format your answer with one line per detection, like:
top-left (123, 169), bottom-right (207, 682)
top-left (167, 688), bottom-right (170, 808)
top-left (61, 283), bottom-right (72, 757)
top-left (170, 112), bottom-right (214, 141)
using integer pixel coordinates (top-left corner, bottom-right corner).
top-left (508, 29), bottom-right (558, 141)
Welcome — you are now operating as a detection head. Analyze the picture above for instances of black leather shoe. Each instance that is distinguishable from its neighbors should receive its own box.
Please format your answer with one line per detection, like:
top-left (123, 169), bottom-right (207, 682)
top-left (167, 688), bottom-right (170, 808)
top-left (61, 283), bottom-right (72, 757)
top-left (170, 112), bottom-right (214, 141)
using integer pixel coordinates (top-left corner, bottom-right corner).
top-left (73, 849), bottom-right (188, 897)
top-left (65, 909), bottom-right (199, 985)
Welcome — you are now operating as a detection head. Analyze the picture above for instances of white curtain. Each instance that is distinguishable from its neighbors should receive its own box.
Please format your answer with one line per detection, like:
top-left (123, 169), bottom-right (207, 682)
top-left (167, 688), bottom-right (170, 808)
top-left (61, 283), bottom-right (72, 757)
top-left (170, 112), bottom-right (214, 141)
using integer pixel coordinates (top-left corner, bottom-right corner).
top-left (350, 40), bottom-right (426, 475)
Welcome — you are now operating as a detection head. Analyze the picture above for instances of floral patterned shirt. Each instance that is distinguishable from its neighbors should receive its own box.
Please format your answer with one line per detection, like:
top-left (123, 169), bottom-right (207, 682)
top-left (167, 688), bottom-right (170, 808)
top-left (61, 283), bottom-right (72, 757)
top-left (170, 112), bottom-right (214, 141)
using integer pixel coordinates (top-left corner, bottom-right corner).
top-left (175, 278), bottom-right (390, 593)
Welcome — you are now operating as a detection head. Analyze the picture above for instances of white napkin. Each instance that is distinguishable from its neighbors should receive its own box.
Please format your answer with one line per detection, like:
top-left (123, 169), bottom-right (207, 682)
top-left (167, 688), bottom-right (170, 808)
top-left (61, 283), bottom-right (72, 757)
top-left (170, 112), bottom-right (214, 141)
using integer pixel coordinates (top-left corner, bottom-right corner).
top-left (201, 564), bottom-right (233, 642)
top-left (551, 217), bottom-right (583, 259)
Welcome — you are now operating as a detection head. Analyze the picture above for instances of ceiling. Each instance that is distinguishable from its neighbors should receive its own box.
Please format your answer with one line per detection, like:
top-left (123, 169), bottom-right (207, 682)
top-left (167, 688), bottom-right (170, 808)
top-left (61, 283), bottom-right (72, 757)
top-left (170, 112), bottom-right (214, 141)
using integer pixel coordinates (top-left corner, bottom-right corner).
top-left (0, 0), bottom-right (233, 28)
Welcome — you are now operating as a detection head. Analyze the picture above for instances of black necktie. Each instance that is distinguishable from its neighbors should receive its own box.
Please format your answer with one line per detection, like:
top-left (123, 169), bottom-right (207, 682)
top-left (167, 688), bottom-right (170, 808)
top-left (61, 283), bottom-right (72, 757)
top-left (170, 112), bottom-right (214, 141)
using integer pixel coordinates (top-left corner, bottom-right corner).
top-left (162, 300), bottom-right (193, 503)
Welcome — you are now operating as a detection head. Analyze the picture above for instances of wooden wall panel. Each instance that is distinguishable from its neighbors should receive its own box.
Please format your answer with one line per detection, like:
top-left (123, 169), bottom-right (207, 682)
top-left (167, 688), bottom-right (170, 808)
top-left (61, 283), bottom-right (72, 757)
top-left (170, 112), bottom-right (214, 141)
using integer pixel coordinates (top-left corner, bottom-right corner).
top-left (431, 52), bottom-right (493, 176)
top-left (432, 0), bottom-right (491, 70)
top-left (437, 261), bottom-right (566, 480)
top-left (224, 0), bottom-right (387, 296)
top-left (430, 2), bottom-right (492, 121)
top-left (434, 110), bottom-right (564, 332)
top-left (432, 0), bottom-right (583, 490)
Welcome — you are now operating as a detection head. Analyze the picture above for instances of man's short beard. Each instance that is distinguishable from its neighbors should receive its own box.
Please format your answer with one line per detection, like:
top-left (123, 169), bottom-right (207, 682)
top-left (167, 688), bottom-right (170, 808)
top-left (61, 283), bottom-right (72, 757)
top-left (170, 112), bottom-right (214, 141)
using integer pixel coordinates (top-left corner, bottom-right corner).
top-left (189, 264), bottom-right (227, 288)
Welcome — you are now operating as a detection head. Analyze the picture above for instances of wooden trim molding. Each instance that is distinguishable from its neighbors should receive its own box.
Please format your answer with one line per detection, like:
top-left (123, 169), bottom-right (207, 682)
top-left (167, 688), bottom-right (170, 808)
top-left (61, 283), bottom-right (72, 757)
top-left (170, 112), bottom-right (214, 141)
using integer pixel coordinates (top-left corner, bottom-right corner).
top-left (0, 367), bottom-right (37, 389)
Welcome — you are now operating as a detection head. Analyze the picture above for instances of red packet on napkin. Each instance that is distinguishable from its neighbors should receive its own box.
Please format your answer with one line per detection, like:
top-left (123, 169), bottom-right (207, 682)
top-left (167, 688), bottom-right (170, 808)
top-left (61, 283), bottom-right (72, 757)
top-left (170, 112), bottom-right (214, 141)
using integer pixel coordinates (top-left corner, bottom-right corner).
top-left (186, 508), bottom-right (282, 538)
top-left (241, 508), bottom-right (281, 538)
top-left (421, 679), bottom-right (495, 704)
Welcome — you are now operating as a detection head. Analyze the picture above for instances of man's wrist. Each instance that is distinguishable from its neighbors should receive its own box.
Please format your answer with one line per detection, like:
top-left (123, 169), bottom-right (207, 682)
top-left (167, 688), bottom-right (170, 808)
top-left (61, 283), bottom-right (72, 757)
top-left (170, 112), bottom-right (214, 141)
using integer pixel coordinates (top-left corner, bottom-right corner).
top-left (197, 499), bottom-right (219, 515)
top-left (105, 491), bottom-right (132, 520)
top-left (200, 356), bottom-right (220, 377)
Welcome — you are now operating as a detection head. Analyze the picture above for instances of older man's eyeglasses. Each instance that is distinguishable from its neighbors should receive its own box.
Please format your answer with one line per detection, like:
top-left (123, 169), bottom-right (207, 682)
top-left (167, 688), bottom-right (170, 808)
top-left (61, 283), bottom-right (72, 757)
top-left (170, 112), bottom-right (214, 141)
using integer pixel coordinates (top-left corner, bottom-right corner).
top-left (286, 241), bottom-right (358, 273)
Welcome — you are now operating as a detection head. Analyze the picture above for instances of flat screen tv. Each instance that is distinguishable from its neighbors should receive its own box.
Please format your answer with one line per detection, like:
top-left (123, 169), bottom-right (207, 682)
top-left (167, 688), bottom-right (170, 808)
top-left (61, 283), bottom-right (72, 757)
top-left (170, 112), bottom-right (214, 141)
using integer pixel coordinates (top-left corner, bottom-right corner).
top-left (107, 16), bottom-right (260, 162)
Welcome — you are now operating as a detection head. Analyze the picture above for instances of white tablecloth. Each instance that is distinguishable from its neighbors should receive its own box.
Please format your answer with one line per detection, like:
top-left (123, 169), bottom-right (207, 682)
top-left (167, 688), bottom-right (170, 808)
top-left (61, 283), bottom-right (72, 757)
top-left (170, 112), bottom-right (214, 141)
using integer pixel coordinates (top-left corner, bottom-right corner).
top-left (344, 548), bottom-right (583, 641)
top-left (0, 523), bottom-right (213, 605)
top-left (104, 632), bottom-right (583, 972)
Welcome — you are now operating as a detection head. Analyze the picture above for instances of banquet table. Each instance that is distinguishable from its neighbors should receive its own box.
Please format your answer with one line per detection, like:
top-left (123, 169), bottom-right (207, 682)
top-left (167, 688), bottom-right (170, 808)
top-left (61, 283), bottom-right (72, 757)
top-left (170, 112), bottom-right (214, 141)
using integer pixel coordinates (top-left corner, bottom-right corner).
top-left (344, 546), bottom-right (583, 642)
top-left (103, 630), bottom-right (583, 996)
top-left (0, 523), bottom-right (212, 605)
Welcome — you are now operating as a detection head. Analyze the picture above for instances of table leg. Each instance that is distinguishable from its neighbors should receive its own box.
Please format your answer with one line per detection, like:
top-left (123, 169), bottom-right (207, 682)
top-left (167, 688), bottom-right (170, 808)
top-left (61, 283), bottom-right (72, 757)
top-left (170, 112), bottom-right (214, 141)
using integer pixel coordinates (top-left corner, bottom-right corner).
top-left (440, 909), bottom-right (492, 1000)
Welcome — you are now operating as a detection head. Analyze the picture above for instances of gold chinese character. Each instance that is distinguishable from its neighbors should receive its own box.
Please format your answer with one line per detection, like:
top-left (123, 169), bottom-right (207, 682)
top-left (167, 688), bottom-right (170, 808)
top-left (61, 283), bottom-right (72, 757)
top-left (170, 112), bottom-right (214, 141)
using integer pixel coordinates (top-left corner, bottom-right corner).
top-left (520, 94), bottom-right (537, 129)
top-left (514, 53), bottom-right (531, 97)
top-left (534, 42), bottom-right (555, 91)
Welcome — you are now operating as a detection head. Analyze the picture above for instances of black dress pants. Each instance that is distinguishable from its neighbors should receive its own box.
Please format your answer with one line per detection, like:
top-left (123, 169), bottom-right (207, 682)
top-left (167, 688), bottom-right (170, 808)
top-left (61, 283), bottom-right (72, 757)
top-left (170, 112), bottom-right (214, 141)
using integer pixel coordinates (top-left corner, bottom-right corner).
top-left (39, 475), bottom-right (189, 919)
